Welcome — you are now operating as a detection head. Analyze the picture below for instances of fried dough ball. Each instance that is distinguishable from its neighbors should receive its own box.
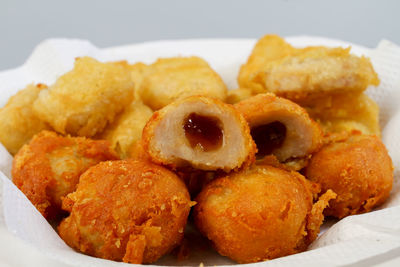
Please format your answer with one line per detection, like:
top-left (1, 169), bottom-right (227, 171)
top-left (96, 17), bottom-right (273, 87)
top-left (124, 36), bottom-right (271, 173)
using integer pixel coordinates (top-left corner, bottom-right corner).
top-left (58, 160), bottom-right (193, 264)
top-left (225, 88), bottom-right (253, 104)
top-left (0, 84), bottom-right (50, 155)
top-left (235, 93), bottom-right (322, 162)
top-left (142, 96), bottom-right (256, 171)
top-left (12, 131), bottom-right (119, 218)
top-left (33, 57), bottom-right (134, 137)
top-left (101, 101), bottom-right (153, 158)
top-left (137, 57), bottom-right (227, 110)
top-left (299, 93), bottom-right (380, 136)
top-left (238, 35), bottom-right (379, 100)
top-left (305, 133), bottom-right (393, 218)
top-left (194, 165), bottom-right (336, 263)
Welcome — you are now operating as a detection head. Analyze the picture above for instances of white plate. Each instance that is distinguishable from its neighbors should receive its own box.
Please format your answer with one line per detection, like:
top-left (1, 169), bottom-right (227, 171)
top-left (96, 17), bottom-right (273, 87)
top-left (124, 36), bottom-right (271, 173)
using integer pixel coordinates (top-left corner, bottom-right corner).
top-left (1, 37), bottom-right (400, 267)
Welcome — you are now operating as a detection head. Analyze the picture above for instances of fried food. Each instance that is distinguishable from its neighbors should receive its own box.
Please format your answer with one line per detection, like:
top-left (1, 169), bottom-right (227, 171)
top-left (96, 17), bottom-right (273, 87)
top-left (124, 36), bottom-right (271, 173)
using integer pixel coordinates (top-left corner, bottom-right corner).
top-left (137, 57), bottom-right (227, 110)
top-left (58, 160), bottom-right (193, 264)
top-left (12, 130), bottom-right (119, 218)
top-left (299, 92), bottom-right (380, 136)
top-left (225, 88), bottom-right (253, 104)
top-left (129, 62), bottom-right (150, 101)
top-left (101, 101), bottom-right (153, 159)
top-left (238, 35), bottom-right (379, 100)
top-left (142, 96), bottom-right (256, 171)
top-left (305, 133), bottom-right (393, 218)
top-left (0, 83), bottom-right (50, 155)
top-left (194, 164), bottom-right (336, 263)
top-left (33, 57), bottom-right (134, 137)
top-left (235, 93), bottom-right (322, 162)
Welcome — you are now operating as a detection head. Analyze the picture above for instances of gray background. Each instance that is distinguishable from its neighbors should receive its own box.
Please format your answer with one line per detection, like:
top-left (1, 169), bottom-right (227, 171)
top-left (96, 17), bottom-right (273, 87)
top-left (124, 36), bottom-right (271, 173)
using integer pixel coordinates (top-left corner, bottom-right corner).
top-left (1, 0), bottom-right (399, 70)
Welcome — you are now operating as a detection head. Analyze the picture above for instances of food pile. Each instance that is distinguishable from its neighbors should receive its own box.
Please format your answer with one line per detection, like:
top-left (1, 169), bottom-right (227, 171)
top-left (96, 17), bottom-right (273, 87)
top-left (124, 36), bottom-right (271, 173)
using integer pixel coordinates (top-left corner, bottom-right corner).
top-left (0, 35), bottom-right (393, 264)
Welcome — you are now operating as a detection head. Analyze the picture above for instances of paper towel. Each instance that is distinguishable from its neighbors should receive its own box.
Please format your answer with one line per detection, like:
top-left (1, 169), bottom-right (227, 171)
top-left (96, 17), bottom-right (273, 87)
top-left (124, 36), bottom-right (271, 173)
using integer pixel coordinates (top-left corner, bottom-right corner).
top-left (0, 36), bottom-right (400, 266)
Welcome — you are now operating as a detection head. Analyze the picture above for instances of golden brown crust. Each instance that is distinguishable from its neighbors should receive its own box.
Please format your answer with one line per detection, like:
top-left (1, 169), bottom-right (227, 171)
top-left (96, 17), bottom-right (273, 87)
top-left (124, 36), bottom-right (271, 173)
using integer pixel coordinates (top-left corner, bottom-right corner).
top-left (58, 160), bottom-right (193, 264)
top-left (142, 95), bottom-right (256, 171)
top-left (305, 133), bottom-right (393, 218)
top-left (33, 57), bottom-right (134, 137)
top-left (137, 57), bottom-right (227, 110)
top-left (193, 165), bottom-right (331, 263)
top-left (238, 35), bottom-right (379, 99)
top-left (235, 93), bottom-right (322, 161)
top-left (0, 83), bottom-right (50, 155)
top-left (12, 130), bottom-right (119, 218)
top-left (101, 101), bottom-right (153, 159)
top-left (299, 92), bottom-right (380, 136)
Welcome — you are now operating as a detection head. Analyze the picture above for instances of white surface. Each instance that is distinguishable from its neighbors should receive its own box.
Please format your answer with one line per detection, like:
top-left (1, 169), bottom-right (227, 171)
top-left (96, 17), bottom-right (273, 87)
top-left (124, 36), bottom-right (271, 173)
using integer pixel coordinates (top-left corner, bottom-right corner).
top-left (1, 37), bottom-right (400, 266)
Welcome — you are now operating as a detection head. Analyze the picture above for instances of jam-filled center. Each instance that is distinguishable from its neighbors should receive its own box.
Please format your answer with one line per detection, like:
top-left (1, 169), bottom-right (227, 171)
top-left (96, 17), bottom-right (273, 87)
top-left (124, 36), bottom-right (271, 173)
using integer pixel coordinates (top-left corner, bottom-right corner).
top-left (251, 121), bottom-right (286, 159)
top-left (183, 113), bottom-right (223, 152)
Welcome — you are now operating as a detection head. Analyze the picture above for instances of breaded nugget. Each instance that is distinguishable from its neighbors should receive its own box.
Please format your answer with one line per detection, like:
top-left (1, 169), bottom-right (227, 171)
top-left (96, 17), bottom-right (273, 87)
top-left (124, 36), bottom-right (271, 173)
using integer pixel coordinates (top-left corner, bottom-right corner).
top-left (238, 35), bottom-right (379, 100)
top-left (305, 133), bottom-right (393, 218)
top-left (299, 93), bottom-right (380, 136)
top-left (12, 130), bottom-right (119, 218)
top-left (194, 165), bottom-right (336, 263)
top-left (0, 84), bottom-right (50, 155)
top-left (129, 62), bottom-right (149, 101)
top-left (142, 96), bottom-right (256, 171)
top-left (33, 57), bottom-right (134, 137)
top-left (137, 57), bottom-right (227, 110)
top-left (58, 160), bottom-right (193, 264)
top-left (235, 93), bottom-right (322, 162)
top-left (101, 101), bottom-right (153, 158)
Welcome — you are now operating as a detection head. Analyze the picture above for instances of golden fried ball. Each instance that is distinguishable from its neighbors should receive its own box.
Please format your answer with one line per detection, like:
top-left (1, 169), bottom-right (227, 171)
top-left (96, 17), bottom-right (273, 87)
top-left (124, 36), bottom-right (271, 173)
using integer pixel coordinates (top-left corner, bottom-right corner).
top-left (12, 130), bottom-right (119, 218)
top-left (305, 133), bottom-right (393, 218)
top-left (137, 57), bottom-right (227, 110)
top-left (58, 160), bottom-right (193, 264)
top-left (194, 164), bottom-right (335, 263)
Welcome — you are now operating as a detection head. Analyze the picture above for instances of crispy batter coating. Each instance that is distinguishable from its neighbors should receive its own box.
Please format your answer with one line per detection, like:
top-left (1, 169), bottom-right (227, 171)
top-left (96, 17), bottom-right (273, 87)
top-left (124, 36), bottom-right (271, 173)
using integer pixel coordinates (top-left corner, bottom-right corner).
top-left (305, 133), bottom-right (393, 218)
top-left (0, 84), bottom-right (50, 155)
top-left (101, 101), bottom-right (153, 159)
top-left (299, 93), bottom-right (380, 136)
top-left (33, 57), bottom-right (134, 137)
top-left (194, 165), bottom-right (335, 263)
top-left (142, 96), bottom-right (256, 171)
top-left (238, 35), bottom-right (379, 99)
top-left (58, 160), bottom-right (193, 264)
top-left (225, 88), bottom-right (253, 104)
top-left (137, 57), bottom-right (227, 110)
top-left (235, 93), bottom-right (322, 162)
top-left (129, 62), bottom-right (150, 101)
top-left (12, 130), bottom-right (119, 218)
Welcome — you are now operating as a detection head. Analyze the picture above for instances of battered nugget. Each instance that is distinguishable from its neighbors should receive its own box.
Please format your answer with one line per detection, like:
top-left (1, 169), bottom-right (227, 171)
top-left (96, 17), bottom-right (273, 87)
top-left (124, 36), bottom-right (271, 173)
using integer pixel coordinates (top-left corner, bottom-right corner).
top-left (299, 93), bottom-right (380, 136)
top-left (142, 96), bottom-right (256, 171)
top-left (33, 57), bottom-right (134, 137)
top-left (305, 133), bottom-right (393, 218)
top-left (238, 35), bottom-right (379, 99)
top-left (12, 131), bottom-right (119, 218)
top-left (0, 83), bottom-right (50, 155)
top-left (58, 160), bottom-right (193, 264)
top-left (235, 93), bottom-right (322, 162)
top-left (194, 165), bottom-right (336, 263)
top-left (137, 57), bottom-right (227, 110)
top-left (101, 101), bottom-right (153, 158)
